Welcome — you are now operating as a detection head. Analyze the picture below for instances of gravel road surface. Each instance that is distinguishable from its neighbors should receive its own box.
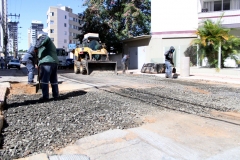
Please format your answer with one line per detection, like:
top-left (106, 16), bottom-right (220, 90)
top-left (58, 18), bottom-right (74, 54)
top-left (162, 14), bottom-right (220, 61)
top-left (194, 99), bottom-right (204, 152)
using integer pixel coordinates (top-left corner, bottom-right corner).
top-left (1, 72), bottom-right (240, 159)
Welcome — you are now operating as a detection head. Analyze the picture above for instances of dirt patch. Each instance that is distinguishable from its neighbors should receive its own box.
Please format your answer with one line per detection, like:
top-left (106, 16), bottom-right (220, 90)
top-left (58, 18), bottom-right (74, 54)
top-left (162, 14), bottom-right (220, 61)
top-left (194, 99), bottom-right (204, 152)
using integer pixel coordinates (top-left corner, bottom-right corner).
top-left (143, 116), bottom-right (157, 123)
top-left (185, 86), bottom-right (210, 94)
top-left (211, 111), bottom-right (240, 124)
top-left (9, 82), bottom-right (36, 95)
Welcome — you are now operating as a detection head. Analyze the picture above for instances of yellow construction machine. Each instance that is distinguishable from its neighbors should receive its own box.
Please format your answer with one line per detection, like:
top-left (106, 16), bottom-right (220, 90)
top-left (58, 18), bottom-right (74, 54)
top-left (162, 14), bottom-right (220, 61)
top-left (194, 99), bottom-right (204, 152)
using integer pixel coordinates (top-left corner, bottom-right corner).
top-left (73, 33), bottom-right (117, 75)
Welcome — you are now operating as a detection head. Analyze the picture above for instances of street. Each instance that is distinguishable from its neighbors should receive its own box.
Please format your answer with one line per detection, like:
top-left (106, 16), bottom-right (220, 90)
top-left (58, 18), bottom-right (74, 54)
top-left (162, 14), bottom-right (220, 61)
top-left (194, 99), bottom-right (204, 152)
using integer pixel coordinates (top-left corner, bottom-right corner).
top-left (0, 66), bottom-right (240, 159)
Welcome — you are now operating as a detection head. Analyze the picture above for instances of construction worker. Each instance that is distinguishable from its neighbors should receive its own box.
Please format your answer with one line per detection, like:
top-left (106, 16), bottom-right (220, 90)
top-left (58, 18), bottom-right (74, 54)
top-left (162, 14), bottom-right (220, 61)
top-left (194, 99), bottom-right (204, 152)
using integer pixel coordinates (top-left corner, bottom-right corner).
top-left (121, 54), bottom-right (129, 74)
top-left (34, 32), bottom-right (59, 100)
top-left (0, 57), bottom-right (4, 69)
top-left (164, 46), bottom-right (175, 78)
top-left (22, 46), bottom-right (36, 84)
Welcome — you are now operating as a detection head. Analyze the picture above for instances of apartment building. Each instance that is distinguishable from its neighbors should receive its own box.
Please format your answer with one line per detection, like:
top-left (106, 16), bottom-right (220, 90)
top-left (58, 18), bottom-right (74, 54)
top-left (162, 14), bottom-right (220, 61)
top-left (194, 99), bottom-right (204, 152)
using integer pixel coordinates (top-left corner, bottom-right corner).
top-left (123, 0), bottom-right (240, 70)
top-left (27, 21), bottom-right (44, 48)
top-left (8, 22), bottom-right (19, 56)
top-left (46, 6), bottom-right (81, 50)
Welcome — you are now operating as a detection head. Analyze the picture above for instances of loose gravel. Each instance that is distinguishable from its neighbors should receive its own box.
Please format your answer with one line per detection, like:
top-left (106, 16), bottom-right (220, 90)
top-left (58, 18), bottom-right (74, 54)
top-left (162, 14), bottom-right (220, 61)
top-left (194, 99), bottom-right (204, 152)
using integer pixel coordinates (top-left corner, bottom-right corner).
top-left (0, 89), bottom-right (160, 159)
top-left (1, 73), bottom-right (240, 159)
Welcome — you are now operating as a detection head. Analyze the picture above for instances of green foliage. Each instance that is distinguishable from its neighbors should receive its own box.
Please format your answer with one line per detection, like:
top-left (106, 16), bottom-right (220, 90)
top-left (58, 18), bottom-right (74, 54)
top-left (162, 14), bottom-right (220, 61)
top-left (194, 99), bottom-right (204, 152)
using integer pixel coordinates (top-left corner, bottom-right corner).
top-left (77, 0), bottom-right (151, 53)
top-left (192, 18), bottom-right (240, 68)
top-left (184, 46), bottom-right (197, 66)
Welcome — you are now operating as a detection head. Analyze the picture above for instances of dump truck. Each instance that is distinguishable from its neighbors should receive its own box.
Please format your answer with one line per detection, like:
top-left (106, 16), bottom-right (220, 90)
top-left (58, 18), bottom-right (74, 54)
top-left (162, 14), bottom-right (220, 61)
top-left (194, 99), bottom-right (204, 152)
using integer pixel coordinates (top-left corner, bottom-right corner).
top-left (73, 33), bottom-right (117, 75)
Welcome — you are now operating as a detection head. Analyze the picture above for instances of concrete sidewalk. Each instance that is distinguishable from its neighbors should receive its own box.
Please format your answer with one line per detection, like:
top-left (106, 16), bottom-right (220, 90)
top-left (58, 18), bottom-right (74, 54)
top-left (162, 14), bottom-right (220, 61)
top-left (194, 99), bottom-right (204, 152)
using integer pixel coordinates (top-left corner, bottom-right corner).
top-left (125, 67), bottom-right (240, 85)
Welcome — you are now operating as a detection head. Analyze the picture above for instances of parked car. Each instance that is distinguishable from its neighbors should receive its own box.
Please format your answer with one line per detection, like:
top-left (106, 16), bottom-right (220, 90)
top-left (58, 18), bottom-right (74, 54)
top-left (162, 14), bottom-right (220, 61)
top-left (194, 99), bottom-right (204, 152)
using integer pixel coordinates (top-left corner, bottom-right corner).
top-left (65, 58), bottom-right (74, 69)
top-left (8, 59), bottom-right (21, 70)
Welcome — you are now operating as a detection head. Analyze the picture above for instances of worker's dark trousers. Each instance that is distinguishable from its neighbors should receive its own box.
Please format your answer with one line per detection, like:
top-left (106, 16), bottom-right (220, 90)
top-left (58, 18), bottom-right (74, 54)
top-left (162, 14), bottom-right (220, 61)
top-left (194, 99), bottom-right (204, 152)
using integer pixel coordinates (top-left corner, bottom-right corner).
top-left (165, 61), bottom-right (172, 78)
top-left (40, 63), bottom-right (59, 99)
top-left (26, 60), bottom-right (35, 83)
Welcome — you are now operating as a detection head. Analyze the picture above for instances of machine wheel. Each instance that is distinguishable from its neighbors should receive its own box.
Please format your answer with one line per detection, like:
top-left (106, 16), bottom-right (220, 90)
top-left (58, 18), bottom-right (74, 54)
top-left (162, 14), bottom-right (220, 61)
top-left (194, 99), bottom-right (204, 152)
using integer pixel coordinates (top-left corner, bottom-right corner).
top-left (74, 64), bottom-right (80, 74)
top-left (81, 60), bottom-right (88, 75)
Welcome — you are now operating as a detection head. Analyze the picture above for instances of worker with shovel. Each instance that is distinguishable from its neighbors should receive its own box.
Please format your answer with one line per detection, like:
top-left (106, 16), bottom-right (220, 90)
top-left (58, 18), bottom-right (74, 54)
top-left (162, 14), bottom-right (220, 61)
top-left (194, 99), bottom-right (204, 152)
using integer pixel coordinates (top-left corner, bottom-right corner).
top-left (34, 31), bottom-right (59, 101)
top-left (164, 46), bottom-right (175, 78)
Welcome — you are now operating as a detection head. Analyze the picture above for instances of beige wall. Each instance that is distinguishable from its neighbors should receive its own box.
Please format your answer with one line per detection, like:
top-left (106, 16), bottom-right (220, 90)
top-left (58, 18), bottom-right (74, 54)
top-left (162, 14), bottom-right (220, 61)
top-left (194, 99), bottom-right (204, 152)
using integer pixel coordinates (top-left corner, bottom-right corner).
top-left (161, 38), bottom-right (196, 68)
top-left (123, 37), bottom-right (196, 68)
top-left (123, 38), bottom-right (151, 56)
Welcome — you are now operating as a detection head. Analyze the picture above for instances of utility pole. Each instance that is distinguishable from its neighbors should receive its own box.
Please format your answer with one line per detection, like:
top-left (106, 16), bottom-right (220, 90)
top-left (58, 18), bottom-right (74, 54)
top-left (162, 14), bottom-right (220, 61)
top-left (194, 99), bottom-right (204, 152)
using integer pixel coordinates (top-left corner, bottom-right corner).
top-left (1, 0), bottom-right (8, 68)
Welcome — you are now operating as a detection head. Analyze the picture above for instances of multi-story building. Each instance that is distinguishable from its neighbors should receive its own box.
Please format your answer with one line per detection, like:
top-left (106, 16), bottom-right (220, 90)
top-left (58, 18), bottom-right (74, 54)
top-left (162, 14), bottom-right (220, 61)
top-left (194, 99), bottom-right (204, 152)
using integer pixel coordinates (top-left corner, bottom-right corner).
top-left (8, 22), bottom-right (19, 57)
top-left (27, 20), bottom-right (44, 48)
top-left (46, 6), bottom-right (81, 50)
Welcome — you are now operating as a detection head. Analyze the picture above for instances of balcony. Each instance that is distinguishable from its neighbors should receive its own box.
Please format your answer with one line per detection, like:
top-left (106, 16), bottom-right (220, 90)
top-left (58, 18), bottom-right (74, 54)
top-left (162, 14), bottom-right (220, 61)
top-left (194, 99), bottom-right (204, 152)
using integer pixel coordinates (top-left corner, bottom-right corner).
top-left (198, 0), bottom-right (240, 28)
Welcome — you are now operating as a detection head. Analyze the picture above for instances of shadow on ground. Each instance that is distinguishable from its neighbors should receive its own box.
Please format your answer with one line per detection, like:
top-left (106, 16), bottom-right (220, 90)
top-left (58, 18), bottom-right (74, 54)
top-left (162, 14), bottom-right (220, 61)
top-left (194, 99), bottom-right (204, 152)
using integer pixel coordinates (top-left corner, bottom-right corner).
top-left (5, 90), bottom-right (87, 110)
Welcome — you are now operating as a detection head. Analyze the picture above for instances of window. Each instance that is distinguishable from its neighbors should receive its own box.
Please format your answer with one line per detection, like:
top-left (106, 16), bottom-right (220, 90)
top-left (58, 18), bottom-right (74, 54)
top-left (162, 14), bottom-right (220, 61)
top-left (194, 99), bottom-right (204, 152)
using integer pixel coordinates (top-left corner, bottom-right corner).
top-left (50, 12), bottom-right (54, 16)
top-left (203, 0), bottom-right (237, 12)
top-left (50, 20), bottom-right (54, 24)
top-left (64, 31), bottom-right (67, 35)
top-left (214, 1), bottom-right (222, 11)
top-left (50, 29), bottom-right (54, 33)
top-left (64, 39), bottom-right (67, 43)
top-left (223, 0), bottom-right (230, 10)
top-left (64, 23), bottom-right (67, 27)
top-left (65, 15), bottom-right (67, 19)
top-left (69, 40), bottom-right (72, 43)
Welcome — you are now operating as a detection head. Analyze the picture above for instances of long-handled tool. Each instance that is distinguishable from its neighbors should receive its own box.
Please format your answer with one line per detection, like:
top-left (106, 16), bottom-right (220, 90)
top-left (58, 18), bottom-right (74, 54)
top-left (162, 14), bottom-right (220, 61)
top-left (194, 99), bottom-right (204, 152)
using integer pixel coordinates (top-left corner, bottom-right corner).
top-left (36, 66), bottom-right (42, 93)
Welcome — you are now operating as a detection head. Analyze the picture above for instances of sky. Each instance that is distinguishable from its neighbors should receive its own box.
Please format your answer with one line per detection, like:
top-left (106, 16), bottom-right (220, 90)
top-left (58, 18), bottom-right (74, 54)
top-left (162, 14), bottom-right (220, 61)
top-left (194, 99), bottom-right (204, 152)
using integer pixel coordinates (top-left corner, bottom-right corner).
top-left (8, 0), bottom-right (86, 50)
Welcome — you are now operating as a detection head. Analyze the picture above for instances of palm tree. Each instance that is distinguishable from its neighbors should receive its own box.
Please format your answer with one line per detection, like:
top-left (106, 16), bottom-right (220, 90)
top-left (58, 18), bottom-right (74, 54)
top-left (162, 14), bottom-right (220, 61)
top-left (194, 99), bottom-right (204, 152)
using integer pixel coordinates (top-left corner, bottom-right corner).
top-left (192, 18), bottom-right (233, 68)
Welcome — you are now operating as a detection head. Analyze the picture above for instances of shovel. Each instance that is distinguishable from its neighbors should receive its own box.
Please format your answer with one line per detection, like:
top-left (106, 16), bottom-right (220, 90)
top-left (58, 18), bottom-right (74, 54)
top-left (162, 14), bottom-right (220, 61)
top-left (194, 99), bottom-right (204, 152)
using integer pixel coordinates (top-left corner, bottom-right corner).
top-left (36, 67), bottom-right (42, 93)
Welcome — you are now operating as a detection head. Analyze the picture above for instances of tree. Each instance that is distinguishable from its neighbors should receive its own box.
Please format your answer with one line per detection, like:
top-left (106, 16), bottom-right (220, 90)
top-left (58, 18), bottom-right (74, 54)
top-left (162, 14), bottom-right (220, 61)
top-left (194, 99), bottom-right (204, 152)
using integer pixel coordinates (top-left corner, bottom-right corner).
top-left (192, 18), bottom-right (240, 68)
top-left (76, 0), bottom-right (151, 53)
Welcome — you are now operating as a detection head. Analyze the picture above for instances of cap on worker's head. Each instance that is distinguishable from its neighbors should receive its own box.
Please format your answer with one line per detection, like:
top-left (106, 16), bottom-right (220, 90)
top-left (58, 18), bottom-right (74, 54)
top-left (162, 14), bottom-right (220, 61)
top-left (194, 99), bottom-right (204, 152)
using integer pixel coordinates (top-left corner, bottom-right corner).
top-left (37, 31), bottom-right (47, 39)
top-left (170, 46), bottom-right (175, 50)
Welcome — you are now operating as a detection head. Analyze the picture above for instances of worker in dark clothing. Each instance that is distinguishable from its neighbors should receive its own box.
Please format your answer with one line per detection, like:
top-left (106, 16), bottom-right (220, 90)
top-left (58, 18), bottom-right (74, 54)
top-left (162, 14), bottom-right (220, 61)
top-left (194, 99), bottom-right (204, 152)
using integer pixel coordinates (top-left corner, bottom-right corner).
top-left (121, 54), bottom-right (129, 74)
top-left (22, 46), bottom-right (36, 84)
top-left (164, 46), bottom-right (175, 78)
top-left (0, 57), bottom-right (4, 69)
top-left (34, 32), bottom-right (59, 100)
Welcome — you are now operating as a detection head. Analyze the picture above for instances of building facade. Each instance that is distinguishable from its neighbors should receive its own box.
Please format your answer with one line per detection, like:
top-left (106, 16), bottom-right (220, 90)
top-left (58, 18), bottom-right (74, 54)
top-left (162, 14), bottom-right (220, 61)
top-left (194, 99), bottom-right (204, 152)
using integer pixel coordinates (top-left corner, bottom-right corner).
top-left (123, 0), bottom-right (240, 70)
top-left (27, 21), bottom-right (44, 48)
top-left (199, 0), bottom-right (240, 37)
top-left (46, 6), bottom-right (81, 50)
